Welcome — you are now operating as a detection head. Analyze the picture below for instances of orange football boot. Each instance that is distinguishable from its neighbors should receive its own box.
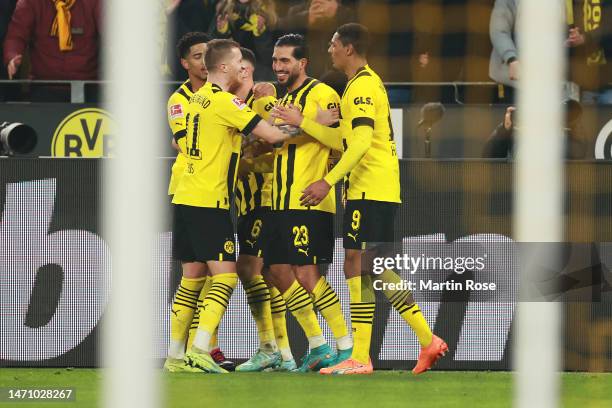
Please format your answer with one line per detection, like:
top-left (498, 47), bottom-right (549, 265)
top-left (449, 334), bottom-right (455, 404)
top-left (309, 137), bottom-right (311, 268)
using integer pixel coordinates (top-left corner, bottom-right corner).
top-left (412, 335), bottom-right (448, 375)
top-left (319, 357), bottom-right (373, 375)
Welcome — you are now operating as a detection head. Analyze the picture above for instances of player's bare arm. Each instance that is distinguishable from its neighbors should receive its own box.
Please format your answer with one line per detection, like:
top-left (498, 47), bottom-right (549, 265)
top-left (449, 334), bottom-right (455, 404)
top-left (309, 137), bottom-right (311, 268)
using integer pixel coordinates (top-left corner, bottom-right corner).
top-left (271, 104), bottom-right (343, 150)
top-left (250, 119), bottom-right (293, 144)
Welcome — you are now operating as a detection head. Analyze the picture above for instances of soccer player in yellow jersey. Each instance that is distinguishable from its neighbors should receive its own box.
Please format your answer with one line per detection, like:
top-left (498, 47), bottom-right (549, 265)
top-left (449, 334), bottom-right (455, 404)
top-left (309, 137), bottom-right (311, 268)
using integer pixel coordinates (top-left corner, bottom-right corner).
top-left (263, 34), bottom-right (353, 372)
top-left (164, 32), bottom-right (234, 372)
top-left (167, 32), bottom-right (210, 196)
top-left (275, 23), bottom-right (448, 375)
top-left (171, 39), bottom-right (291, 373)
top-left (223, 47), bottom-right (297, 372)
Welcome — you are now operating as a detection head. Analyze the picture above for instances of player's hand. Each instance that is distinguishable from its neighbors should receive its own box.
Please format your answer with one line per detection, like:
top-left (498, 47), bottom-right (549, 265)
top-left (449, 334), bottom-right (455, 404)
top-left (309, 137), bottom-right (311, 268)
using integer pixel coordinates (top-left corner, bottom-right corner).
top-left (271, 104), bottom-right (304, 127)
top-left (7, 54), bottom-right (22, 79)
top-left (315, 106), bottom-right (339, 126)
top-left (300, 179), bottom-right (331, 207)
top-left (253, 82), bottom-right (275, 99)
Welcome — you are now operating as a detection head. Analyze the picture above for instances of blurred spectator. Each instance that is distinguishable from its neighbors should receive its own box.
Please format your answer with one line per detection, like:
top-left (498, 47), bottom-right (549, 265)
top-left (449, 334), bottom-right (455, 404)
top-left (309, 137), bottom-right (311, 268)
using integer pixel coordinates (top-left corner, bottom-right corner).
top-left (482, 101), bottom-right (586, 159)
top-left (0, 0), bottom-right (16, 79)
top-left (0, 0), bottom-right (16, 100)
top-left (3, 0), bottom-right (101, 101)
top-left (4, 0), bottom-right (101, 80)
top-left (276, 0), bottom-right (356, 86)
top-left (413, 0), bottom-right (493, 103)
top-left (166, 0), bottom-right (218, 81)
top-left (211, 0), bottom-right (277, 80)
top-left (415, 0), bottom-right (477, 80)
top-left (488, 0), bottom-right (518, 103)
top-left (566, 0), bottom-right (612, 105)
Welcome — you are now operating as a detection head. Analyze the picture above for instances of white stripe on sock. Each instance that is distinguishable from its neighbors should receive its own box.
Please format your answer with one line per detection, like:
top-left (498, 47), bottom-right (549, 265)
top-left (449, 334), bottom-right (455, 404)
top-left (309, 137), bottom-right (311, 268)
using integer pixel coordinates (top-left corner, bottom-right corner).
top-left (307, 335), bottom-right (326, 349)
top-left (336, 334), bottom-right (353, 351)
top-left (280, 347), bottom-right (293, 361)
top-left (168, 339), bottom-right (185, 359)
top-left (193, 329), bottom-right (212, 353)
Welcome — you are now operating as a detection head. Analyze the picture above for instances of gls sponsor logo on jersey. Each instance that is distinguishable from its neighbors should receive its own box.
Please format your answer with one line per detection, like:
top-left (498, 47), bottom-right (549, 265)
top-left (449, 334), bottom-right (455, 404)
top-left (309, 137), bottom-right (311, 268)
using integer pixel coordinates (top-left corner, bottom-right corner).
top-left (51, 108), bottom-right (114, 157)
top-left (353, 96), bottom-right (373, 106)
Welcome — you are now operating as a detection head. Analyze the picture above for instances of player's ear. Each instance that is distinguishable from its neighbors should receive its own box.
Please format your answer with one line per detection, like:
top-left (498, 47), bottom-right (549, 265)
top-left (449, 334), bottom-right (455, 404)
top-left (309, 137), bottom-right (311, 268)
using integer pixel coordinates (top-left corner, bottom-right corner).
top-left (299, 58), bottom-right (308, 71)
top-left (180, 58), bottom-right (189, 71)
top-left (346, 44), bottom-right (355, 57)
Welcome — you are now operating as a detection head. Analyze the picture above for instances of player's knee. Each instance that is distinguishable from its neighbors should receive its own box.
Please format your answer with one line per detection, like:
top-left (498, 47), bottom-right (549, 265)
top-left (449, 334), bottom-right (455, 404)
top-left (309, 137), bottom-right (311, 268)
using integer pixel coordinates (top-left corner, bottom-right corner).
top-left (294, 267), bottom-right (318, 293)
top-left (344, 250), bottom-right (362, 277)
top-left (236, 255), bottom-right (260, 281)
top-left (182, 261), bottom-right (207, 278)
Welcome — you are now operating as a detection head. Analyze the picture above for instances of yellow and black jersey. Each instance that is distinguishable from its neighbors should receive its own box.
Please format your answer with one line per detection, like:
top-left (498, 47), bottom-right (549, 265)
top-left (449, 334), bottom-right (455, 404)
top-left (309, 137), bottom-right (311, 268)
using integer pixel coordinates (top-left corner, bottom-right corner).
top-left (167, 80), bottom-right (194, 195)
top-left (338, 65), bottom-right (400, 203)
top-left (272, 77), bottom-right (340, 213)
top-left (172, 82), bottom-right (262, 209)
top-left (235, 89), bottom-right (277, 216)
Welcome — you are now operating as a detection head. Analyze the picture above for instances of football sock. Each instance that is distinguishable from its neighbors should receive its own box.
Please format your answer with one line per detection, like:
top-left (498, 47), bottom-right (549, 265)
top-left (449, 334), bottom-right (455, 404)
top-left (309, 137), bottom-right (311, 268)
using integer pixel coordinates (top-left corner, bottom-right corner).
top-left (379, 269), bottom-right (433, 347)
top-left (186, 275), bottom-right (212, 351)
top-left (168, 276), bottom-right (205, 359)
top-left (244, 275), bottom-right (277, 352)
top-left (192, 272), bottom-right (238, 353)
top-left (269, 285), bottom-right (293, 361)
top-left (347, 275), bottom-right (376, 364)
top-left (283, 280), bottom-right (325, 349)
top-left (312, 276), bottom-right (352, 350)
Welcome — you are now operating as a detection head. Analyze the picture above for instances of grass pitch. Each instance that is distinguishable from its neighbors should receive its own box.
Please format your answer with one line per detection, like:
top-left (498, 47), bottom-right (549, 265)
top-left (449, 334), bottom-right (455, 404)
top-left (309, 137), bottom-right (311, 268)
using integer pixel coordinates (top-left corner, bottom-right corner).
top-left (1, 369), bottom-right (611, 408)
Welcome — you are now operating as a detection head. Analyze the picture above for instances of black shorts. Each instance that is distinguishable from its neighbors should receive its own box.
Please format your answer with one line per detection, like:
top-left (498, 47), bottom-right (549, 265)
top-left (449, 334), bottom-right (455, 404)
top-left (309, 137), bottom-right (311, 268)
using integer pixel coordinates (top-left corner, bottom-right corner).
top-left (343, 200), bottom-right (398, 250)
top-left (172, 204), bottom-right (237, 262)
top-left (264, 210), bottom-right (334, 266)
top-left (237, 207), bottom-right (270, 258)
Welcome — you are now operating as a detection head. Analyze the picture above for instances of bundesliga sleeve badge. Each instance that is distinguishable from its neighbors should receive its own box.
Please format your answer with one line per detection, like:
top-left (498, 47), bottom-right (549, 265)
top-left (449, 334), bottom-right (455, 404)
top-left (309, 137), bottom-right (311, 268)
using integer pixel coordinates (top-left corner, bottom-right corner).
top-left (232, 97), bottom-right (247, 110)
top-left (169, 104), bottom-right (184, 119)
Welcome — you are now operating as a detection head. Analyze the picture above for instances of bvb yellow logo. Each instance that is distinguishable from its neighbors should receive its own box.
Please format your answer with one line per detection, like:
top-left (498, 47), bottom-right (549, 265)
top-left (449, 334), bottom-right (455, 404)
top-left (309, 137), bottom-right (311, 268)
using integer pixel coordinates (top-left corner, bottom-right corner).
top-left (51, 108), bottom-right (114, 157)
top-left (224, 240), bottom-right (235, 254)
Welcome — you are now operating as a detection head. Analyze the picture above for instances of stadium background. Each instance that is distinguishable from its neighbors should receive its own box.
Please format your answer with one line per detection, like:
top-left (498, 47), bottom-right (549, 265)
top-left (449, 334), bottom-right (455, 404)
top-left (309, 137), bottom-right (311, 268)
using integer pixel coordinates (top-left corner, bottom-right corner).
top-left (0, 0), bottom-right (611, 376)
top-left (1, 158), bottom-right (611, 371)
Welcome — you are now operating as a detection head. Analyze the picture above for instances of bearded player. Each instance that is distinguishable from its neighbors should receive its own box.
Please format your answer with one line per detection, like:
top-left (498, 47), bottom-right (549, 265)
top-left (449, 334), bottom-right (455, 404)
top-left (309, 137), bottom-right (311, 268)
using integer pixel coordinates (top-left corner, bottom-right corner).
top-left (274, 23), bottom-right (447, 375)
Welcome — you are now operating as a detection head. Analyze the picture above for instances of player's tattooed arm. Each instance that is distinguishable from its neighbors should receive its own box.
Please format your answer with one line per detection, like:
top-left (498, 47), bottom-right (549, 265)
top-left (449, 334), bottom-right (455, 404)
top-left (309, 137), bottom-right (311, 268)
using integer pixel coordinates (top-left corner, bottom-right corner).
top-left (271, 104), bottom-right (342, 151)
top-left (251, 119), bottom-right (293, 144)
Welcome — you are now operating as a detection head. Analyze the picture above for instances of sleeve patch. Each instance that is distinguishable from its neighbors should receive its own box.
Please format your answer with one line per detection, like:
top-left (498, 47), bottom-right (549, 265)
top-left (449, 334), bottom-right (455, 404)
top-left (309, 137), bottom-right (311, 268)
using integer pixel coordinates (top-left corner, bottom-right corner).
top-left (169, 104), bottom-right (184, 119)
top-left (232, 97), bottom-right (247, 110)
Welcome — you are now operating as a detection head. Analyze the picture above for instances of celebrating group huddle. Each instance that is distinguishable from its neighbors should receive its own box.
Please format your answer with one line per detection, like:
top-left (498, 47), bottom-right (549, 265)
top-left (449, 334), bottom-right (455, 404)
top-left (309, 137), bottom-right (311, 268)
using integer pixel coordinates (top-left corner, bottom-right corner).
top-left (165, 23), bottom-right (447, 375)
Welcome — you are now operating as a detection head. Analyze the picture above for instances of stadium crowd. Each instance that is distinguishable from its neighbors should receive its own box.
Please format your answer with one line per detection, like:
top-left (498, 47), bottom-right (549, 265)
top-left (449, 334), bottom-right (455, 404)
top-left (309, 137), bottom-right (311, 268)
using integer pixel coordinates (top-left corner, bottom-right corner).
top-left (0, 0), bottom-right (610, 104)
